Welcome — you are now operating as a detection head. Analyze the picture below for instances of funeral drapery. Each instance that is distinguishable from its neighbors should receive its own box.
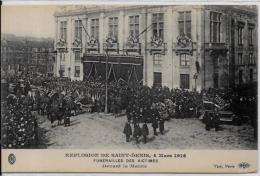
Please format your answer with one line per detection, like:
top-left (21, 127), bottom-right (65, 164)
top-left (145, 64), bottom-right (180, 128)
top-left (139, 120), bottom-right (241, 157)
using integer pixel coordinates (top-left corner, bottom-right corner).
top-left (82, 54), bottom-right (143, 84)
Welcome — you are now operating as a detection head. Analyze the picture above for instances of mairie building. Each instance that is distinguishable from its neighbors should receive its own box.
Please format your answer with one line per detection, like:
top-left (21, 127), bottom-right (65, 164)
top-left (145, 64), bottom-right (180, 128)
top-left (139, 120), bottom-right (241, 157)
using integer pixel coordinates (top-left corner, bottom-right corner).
top-left (54, 5), bottom-right (257, 91)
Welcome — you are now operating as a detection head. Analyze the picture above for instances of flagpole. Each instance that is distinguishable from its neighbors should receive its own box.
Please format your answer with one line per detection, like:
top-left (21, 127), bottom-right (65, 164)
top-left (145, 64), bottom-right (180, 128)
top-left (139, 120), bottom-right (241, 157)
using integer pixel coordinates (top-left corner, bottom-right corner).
top-left (77, 16), bottom-right (90, 39)
top-left (105, 46), bottom-right (108, 113)
top-left (136, 23), bottom-right (153, 39)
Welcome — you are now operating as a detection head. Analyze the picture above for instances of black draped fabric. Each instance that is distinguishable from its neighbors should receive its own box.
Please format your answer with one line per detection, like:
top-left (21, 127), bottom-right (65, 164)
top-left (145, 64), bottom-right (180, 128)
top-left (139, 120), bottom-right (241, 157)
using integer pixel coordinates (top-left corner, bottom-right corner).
top-left (83, 60), bottom-right (143, 84)
top-left (135, 65), bottom-right (143, 82)
top-left (108, 64), bottom-right (117, 82)
top-left (114, 64), bottom-right (132, 82)
top-left (95, 63), bottom-right (106, 80)
top-left (83, 63), bottom-right (93, 81)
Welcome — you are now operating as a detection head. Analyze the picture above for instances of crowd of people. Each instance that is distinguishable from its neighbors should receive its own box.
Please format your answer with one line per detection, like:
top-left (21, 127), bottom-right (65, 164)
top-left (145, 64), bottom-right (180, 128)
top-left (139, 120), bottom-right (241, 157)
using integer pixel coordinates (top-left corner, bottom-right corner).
top-left (1, 94), bottom-right (38, 148)
top-left (1, 73), bottom-right (257, 148)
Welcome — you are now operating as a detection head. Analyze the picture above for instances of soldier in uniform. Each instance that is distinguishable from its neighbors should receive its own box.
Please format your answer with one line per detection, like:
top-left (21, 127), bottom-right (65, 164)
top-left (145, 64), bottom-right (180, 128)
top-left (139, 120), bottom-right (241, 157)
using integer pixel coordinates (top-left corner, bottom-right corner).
top-left (123, 120), bottom-right (132, 142)
top-left (141, 121), bottom-right (149, 144)
top-left (133, 123), bottom-right (141, 144)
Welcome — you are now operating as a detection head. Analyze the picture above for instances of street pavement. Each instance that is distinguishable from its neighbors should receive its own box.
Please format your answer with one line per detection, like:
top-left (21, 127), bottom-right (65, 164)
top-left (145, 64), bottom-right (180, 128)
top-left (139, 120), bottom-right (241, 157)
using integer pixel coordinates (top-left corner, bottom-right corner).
top-left (37, 112), bottom-right (257, 149)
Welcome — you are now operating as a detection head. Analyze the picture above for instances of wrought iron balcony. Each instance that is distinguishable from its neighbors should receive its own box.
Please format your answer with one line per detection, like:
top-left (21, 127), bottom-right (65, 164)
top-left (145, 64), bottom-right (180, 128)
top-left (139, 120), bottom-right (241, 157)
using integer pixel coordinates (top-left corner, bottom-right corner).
top-left (124, 43), bottom-right (141, 55)
top-left (205, 43), bottom-right (228, 51)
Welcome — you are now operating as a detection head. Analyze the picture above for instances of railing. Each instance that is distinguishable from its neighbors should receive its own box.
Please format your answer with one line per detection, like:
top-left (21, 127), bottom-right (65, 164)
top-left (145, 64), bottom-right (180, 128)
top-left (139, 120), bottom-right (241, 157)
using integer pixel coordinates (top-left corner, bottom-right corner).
top-left (86, 42), bottom-right (100, 53)
top-left (173, 42), bottom-right (195, 55)
top-left (103, 42), bottom-right (119, 53)
top-left (147, 42), bottom-right (167, 55)
top-left (124, 42), bottom-right (141, 55)
top-left (205, 43), bottom-right (228, 50)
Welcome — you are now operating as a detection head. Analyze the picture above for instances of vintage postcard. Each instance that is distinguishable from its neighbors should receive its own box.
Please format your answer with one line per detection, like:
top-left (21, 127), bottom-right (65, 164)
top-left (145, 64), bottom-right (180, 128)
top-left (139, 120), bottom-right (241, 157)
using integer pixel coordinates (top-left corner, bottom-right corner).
top-left (1, 0), bottom-right (258, 173)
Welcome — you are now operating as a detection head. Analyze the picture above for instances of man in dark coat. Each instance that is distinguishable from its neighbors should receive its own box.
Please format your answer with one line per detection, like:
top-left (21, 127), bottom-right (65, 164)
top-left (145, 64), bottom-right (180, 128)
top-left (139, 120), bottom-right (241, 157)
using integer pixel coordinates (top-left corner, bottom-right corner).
top-left (152, 108), bottom-right (159, 136)
top-left (126, 105), bottom-right (132, 122)
top-left (152, 117), bottom-right (159, 136)
top-left (141, 122), bottom-right (149, 144)
top-left (205, 111), bottom-right (212, 131)
top-left (133, 123), bottom-right (141, 144)
top-left (64, 106), bottom-right (71, 127)
top-left (212, 108), bottom-right (220, 131)
top-left (123, 121), bottom-right (132, 142)
top-left (159, 118), bottom-right (165, 134)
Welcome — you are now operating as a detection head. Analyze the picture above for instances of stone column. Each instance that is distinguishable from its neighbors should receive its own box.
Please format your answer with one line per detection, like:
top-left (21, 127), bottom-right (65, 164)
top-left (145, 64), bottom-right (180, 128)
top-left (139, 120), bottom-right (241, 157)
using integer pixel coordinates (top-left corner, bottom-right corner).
top-left (119, 10), bottom-right (124, 54)
top-left (172, 9), bottom-right (179, 89)
top-left (162, 7), bottom-right (173, 88)
top-left (146, 13), bottom-right (154, 87)
top-left (54, 17), bottom-right (59, 76)
top-left (100, 13), bottom-right (104, 53)
top-left (140, 8), bottom-right (147, 85)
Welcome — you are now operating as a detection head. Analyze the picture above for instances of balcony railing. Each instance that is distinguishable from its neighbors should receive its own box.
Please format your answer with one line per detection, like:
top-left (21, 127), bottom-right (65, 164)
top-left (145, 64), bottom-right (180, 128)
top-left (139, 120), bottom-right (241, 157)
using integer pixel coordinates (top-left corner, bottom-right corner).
top-left (205, 43), bottom-right (228, 51)
top-left (173, 42), bottom-right (195, 55)
top-left (103, 42), bottom-right (119, 53)
top-left (124, 42), bottom-right (141, 55)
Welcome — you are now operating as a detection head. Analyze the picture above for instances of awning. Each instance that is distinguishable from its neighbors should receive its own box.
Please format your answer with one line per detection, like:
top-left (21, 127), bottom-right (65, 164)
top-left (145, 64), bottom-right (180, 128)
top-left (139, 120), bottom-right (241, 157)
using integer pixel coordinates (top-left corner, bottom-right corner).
top-left (82, 54), bottom-right (143, 66)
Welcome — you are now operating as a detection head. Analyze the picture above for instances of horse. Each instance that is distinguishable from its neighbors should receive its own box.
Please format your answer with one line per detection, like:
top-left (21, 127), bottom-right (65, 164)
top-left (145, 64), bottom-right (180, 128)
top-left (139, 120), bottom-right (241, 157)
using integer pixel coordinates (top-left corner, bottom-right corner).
top-left (47, 94), bottom-right (64, 127)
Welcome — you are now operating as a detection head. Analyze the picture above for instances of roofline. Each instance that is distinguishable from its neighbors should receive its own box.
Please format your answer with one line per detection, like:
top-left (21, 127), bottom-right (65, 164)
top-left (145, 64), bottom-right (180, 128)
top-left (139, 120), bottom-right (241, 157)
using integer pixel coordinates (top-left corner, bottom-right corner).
top-left (204, 5), bottom-right (257, 16)
top-left (54, 5), bottom-right (167, 17)
top-left (54, 5), bottom-right (257, 18)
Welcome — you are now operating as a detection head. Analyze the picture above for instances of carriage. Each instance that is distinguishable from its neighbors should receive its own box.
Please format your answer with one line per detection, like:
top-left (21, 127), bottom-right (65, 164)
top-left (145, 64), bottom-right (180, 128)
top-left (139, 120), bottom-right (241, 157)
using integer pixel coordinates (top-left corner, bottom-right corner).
top-left (74, 96), bottom-right (94, 113)
top-left (199, 100), bottom-right (241, 125)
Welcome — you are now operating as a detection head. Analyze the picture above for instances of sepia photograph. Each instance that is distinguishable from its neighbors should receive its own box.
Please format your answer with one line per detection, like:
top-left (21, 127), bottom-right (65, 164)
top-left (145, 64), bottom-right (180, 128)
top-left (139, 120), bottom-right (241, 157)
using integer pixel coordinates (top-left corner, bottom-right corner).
top-left (1, 3), bottom-right (258, 153)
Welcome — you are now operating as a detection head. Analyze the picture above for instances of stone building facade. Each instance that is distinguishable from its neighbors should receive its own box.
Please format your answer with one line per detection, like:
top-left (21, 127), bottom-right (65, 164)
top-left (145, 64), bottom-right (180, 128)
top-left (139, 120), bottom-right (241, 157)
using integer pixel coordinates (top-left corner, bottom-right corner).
top-left (1, 35), bottom-right (56, 76)
top-left (54, 5), bottom-right (257, 91)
